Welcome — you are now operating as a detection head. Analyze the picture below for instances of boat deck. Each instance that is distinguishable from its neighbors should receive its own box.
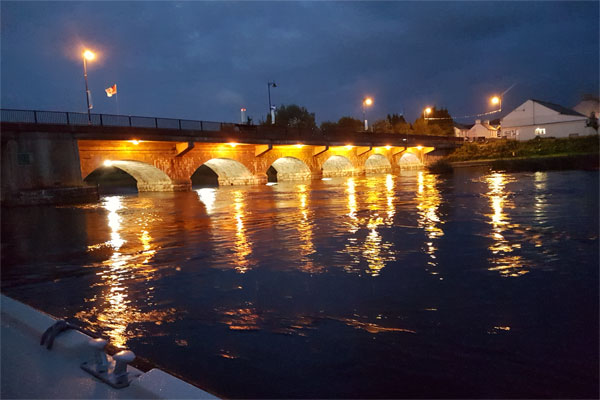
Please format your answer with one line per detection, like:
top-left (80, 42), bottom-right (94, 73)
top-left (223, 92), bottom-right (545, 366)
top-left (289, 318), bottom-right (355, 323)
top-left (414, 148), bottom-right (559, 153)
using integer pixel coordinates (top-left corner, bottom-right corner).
top-left (1, 295), bottom-right (218, 399)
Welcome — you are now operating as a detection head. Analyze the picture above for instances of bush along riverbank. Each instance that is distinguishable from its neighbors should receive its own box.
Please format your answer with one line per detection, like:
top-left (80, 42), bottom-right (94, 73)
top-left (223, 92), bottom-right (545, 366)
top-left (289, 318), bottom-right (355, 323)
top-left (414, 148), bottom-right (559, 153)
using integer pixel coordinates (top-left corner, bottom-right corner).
top-left (428, 135), bottom-right (599, 174)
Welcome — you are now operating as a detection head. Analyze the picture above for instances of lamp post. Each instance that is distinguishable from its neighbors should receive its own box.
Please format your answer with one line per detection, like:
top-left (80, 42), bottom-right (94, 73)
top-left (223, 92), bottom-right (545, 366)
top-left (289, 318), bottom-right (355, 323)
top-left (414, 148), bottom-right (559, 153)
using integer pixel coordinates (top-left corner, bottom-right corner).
top-left (362, 97), bottom-right (373, 131)
top-left (267, 81), bottom-right (277, 124)
top-left (82, 49), bottom-right (95, 124)
top-left (491, 96), bottom-right (501, 112)
top-left (424, 107), bottom-right (432, 121)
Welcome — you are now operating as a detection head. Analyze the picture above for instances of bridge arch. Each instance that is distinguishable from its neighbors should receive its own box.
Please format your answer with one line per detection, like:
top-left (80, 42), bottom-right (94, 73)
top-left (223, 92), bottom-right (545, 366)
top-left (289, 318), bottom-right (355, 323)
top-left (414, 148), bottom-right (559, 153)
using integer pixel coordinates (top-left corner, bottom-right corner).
top-left (398, 152), bottom-right (422, 169)
top-left (192, 158), bottom-right (257, 186)
top-left (322, 155), bottom-right (354, 177)
top-left (84, 160), bottom-right (176, 191)
top-left (365, 154), bottom-right (392, 174)
top-left (267, 157), bottom-right (312, 182)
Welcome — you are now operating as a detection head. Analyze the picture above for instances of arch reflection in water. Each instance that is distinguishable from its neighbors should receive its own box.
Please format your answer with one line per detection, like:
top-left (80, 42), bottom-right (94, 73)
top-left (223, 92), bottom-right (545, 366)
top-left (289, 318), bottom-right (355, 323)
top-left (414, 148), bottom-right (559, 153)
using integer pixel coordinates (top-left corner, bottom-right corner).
top-left (415, 171), bottom-right (444, 274)
top-left (342, 176), bottom-right (396, 277)
top-left (484, 173), bottom-right (528, 277)
top-left (78, 196), bottom-right (177, 348)
top-left (196, 188), bottom-right (217, 214)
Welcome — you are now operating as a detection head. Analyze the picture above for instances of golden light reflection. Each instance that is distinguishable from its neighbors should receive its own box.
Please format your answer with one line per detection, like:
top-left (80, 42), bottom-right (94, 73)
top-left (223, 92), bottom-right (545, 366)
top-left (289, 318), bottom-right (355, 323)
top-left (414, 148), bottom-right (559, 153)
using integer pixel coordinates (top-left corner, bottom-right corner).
top-left (485, 173), bottom-right (528, 277)
top-left (233, 190), bottom-right (252, 273)
top-left (385, 174), bottom-right (395, 224)
top-left (196, 188), bottom-right (216, 214)
top-left (415, 171), bottom-right (444, 274)
top-left (296, 184), bottom-right (322, 273)
top-left (342, 176), bottom-right (396, 276)
top-left (78, 196), bottom-right (175, 348)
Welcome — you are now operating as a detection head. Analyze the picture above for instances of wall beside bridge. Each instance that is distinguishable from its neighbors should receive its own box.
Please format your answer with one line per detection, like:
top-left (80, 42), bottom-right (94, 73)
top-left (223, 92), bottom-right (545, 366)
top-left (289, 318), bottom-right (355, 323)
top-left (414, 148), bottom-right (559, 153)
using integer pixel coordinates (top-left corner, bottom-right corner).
top-left (1, 131), bottom-right (98, 205)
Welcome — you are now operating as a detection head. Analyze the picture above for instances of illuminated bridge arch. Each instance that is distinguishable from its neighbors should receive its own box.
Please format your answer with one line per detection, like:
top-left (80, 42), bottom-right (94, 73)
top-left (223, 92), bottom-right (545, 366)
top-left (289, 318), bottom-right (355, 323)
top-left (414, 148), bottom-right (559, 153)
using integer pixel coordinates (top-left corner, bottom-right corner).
top-left (322, 155), bottom-right (354, 177)
top-left (84, 160), bottom-right (176, 192)
top-left (398, 152), bottom-right (422, 169)
top-left (365, 154), bottom-right (392, 174)
top-left (192, 158), bottom-right (258, 187)
top-left (267, 157), bottom-right (312, 182)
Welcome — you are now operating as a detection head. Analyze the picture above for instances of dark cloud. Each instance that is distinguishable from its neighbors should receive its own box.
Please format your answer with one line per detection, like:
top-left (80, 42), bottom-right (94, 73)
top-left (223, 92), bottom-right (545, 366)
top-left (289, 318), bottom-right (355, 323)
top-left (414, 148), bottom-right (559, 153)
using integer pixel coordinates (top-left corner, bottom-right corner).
top-left (1, 1), bottom-right (598, 124)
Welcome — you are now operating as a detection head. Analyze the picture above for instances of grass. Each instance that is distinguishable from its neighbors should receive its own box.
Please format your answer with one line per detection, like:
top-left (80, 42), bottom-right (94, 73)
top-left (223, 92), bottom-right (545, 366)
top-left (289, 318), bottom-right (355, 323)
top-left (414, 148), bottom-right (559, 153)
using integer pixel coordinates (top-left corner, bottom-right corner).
top-left (446, 135), bottom-right (599, 162)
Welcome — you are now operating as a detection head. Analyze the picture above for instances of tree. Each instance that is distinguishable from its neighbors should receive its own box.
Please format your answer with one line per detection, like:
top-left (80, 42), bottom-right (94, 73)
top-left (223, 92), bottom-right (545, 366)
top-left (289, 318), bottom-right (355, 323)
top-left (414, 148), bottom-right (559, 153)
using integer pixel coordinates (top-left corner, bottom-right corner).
top-left (586, 111), bottom-right (599, 132)
top-left (426, 107), bottom-right (454, 136)
top-left (320, 121), bottom-right (338, 134)
top-left (337, 116), bottom-right (363, 131)
top-left (386, 113), bottom-right (410, 134)
top-left (411, 107), bottom-right (455, 136)
top-left (372, 119), bottom-right (393, 133)
top-left (270, 104), bottom-right (317, 130)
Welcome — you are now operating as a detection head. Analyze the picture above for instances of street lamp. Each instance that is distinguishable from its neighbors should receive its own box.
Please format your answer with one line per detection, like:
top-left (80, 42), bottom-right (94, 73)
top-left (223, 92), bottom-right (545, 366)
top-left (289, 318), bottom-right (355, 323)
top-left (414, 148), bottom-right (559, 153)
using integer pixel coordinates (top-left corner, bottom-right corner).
top-left (491, 96), bottom-right (501, 112)
top-left (362, 97), bottom-right (373, 131)
top-left (424, 107), bottom-right (432, 120)
top-left (82, 49), bottom-right (96, 123)
top-left (267, 81), bottom-right (277, 124)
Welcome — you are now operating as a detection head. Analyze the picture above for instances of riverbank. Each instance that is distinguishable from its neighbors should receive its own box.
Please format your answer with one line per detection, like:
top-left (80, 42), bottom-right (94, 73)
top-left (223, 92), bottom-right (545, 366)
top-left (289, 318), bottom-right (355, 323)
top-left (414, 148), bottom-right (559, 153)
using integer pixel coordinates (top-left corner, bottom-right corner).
top-left (429, 135), bottom-right (599, 173)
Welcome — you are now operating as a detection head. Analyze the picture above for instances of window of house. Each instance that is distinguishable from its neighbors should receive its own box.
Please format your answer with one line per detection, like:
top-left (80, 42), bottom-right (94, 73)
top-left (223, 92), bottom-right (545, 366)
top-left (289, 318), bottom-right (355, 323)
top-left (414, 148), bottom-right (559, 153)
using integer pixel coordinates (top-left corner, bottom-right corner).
top-left (535, 127), bottom-right (546, 136)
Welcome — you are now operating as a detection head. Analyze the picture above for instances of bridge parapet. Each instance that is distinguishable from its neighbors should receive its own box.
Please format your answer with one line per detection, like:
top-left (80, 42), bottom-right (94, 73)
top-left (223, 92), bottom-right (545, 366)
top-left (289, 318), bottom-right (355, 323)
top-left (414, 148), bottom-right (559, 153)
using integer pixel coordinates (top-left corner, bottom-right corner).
top-left (1, 108), bottom-right (463, 149)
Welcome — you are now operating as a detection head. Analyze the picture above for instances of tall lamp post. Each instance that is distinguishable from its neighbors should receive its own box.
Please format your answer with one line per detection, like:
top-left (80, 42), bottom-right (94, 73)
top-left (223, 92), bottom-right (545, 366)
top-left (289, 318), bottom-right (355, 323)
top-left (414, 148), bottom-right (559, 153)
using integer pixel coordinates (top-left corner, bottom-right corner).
top-left (491, 96), bottom-right (501, 112)
top-left (267, 81), bottom-right (277, 124)
top-left (82, 49), bottom-right (95, 124)
top-left (362, 97), bottom-right (373, 131)
top-left (424, 107), bottom-right (432, 120)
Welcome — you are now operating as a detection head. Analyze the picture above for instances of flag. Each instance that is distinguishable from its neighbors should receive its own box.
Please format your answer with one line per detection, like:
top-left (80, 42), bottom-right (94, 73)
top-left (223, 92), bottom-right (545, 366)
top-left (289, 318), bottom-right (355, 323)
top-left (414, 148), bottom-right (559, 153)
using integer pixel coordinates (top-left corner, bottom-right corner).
top-left (105, 84), bottom-right (117, 97)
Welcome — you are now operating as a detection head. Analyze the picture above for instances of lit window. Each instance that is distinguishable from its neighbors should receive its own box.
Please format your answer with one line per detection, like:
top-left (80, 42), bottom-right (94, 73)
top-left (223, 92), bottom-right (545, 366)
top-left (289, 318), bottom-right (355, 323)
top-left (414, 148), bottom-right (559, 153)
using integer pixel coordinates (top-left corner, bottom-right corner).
top-left (535, 127), bottom-right (546, 136)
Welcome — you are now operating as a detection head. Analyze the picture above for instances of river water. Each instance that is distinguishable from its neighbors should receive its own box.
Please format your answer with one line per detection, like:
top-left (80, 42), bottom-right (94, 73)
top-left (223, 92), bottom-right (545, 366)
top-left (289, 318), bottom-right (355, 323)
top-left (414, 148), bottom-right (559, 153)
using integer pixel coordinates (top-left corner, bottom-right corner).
top-left (1, 169), bottom-right (598, 398)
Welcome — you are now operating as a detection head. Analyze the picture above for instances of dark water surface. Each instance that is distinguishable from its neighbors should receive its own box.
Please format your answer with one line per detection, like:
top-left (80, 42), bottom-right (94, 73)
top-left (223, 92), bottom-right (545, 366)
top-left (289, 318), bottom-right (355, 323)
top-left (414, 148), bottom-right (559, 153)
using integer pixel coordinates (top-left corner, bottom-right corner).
top-left (2, 169), bottom-right (598, 398)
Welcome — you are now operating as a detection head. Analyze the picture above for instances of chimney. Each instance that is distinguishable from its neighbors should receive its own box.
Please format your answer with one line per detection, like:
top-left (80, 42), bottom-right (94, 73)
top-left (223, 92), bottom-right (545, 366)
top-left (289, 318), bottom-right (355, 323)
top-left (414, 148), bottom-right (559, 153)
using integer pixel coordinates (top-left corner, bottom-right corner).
top-left (484, 120), bottom-right (490, 125)
top-left (475, 119), bottom-right (481, 124)
top-left (240, 108), bottom-right (246, 123)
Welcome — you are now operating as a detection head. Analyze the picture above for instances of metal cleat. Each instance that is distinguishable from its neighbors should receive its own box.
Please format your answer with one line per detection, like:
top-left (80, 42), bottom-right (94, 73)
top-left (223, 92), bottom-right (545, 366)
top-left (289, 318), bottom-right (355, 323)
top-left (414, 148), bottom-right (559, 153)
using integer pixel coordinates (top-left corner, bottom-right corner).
top-left (81, 342), bottom-right (139, 389)
top-left (113, 350), bottom-right (136, 386)
top-left (89, 338), bottom-right (109, 373)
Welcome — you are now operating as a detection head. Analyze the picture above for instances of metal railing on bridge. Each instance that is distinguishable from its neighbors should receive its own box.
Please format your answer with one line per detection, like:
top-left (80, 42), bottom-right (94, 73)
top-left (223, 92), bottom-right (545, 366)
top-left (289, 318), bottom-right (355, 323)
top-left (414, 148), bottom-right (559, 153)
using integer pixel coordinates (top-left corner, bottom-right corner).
top-left (1, 108), bottom-right (463, 146)
top-left (0, 109), bottom-right (227, 132)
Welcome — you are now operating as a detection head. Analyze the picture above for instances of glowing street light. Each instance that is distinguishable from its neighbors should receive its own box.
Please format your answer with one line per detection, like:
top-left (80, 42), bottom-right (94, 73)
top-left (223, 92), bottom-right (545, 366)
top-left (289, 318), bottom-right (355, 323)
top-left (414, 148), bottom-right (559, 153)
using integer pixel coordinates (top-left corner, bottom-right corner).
top-left (82, 49), bottom-right (96, 124)
top-left (424, 107), bottom-right (432, 120)
top-left (362, 97), bottom-right (374, 131)
top-left (491, 95), bottom-right (502, 112)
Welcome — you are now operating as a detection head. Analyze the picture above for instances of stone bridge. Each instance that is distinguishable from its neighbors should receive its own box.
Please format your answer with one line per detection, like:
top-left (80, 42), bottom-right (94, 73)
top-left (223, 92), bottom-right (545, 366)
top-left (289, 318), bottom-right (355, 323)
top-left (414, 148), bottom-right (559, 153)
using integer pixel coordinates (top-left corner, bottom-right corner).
top-left (1, 109), bottom-right (461, 203)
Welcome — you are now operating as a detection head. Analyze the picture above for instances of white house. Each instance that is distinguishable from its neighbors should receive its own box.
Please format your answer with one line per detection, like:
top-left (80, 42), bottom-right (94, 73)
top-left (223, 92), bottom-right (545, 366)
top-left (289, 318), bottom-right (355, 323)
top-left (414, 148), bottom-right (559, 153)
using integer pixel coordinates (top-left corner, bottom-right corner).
top-left (573, 94), bottom-right (599, 119)
top-left (453, 122), bottom-right (473, 140)
top-left (501, 99), bottom-right (594, 141)
top-left (465, 119), bottom-right (500, 141)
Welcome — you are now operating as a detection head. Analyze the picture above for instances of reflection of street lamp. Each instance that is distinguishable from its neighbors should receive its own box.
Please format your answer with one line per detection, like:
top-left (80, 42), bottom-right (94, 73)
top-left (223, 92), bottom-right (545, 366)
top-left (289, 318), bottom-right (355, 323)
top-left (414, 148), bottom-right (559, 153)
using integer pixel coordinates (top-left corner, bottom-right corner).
top-left (267, 81), bottom-right (277, 124)
top-left (424, 107), bottom-right (432, 120)
top-left (82, 49), bottom-right (96, 123)
top-left (491, 96), bottom-right (501, 112)
top-left (362, 97), bottom-right (373, 131)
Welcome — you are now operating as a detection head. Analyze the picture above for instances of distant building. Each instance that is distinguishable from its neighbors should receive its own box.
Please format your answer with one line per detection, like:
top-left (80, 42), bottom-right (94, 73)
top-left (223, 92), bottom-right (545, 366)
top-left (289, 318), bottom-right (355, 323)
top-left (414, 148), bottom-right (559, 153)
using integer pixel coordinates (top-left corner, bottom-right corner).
top-left (453, 122), bottom-right (473, 140)
top-left (573, 94), bottom-right (599, 119)
top-left (464, 119), bottom-right (501, 141)
top-left (501, 99), bottom-right (594, 141)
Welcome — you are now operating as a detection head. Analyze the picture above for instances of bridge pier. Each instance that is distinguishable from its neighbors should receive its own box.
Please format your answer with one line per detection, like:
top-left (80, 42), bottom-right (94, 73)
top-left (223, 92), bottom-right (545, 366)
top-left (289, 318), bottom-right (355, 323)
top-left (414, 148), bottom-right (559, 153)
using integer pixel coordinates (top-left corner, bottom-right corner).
top-left (1, 131), bottom-right (98, 206)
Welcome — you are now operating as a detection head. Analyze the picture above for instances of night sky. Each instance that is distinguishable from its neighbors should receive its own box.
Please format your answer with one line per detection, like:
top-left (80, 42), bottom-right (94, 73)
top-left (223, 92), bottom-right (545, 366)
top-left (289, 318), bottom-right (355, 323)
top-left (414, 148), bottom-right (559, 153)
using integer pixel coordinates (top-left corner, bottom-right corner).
top-left (1, 1), bottom-right (598, 124)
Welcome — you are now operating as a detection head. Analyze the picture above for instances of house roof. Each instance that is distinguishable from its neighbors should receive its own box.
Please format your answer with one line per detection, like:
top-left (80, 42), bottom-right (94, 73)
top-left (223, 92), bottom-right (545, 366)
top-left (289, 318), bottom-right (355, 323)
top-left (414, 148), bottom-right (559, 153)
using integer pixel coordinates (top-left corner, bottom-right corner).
top-left (454, 122), bottom-right (473, 130)
top-left (481, 122), bottom-right (499, 131)
top-left (531, 99), bottom-right (586, 117)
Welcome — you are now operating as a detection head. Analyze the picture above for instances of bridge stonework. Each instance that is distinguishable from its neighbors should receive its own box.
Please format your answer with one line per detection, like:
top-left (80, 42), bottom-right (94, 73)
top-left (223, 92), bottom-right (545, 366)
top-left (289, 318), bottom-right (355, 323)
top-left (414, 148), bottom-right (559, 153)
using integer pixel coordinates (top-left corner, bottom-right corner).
top-left (1, 118), bottom-right (460, 203)
top-left (78, 140), bottom-right (437, 191)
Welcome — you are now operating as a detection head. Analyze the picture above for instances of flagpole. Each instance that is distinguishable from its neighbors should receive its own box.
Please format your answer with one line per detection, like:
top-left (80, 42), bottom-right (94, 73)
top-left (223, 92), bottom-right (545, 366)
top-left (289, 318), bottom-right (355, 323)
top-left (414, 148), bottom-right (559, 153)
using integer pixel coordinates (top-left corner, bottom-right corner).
top-left (115, 92), bottom-right (120, 116)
